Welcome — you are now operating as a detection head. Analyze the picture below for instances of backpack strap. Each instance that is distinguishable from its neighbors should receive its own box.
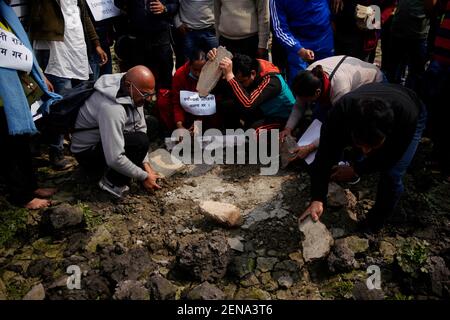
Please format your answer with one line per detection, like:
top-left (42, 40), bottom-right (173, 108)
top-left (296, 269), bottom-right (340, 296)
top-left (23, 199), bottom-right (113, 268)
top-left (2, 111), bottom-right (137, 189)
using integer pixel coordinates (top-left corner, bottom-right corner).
top-left (329, 55), bottom-right (348, 81)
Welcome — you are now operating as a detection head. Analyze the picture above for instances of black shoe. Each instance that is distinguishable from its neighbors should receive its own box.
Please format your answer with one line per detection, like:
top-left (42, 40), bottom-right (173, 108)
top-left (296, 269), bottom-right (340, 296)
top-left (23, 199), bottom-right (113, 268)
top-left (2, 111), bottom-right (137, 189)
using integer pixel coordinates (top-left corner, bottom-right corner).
top-left (49, 148), bottom-right (71, 170)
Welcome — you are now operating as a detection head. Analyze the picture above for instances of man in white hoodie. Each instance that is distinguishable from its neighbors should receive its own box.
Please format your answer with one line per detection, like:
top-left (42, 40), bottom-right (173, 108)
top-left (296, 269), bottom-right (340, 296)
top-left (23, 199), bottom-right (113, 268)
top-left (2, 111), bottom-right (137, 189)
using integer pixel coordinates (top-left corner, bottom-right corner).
top-left (71, 66), bottom-right (161, 198)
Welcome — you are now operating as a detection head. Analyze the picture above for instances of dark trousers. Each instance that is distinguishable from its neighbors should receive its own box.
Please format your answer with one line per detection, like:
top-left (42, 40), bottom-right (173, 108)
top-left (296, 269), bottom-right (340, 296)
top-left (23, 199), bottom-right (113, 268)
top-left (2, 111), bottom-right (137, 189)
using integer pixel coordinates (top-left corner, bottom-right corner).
top-left (421, 61), bottom-right (450, 176)
top-left (219, 34), bottom-right (259, 59)
top-left (128, 30), bottom-right (174, 89)
top-left (368, 103), bottom-right (427, 227)
top-left (0, 109), bottom-right (37, 206)
top-left (74, 132), bottom-right (150, 187)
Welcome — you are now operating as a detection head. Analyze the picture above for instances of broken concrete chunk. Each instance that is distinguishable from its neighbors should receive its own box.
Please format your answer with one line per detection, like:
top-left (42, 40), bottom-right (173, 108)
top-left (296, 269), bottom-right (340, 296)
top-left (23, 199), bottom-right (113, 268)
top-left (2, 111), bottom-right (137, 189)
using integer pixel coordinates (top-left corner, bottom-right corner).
top-left (227, 237), bottom-right (245, 252)
top-left (197, 46), bottom-right (233, 97)
top-left (199, 201), bottom-right (243, 227)
top-left (147, 148), bottom-right (185, 178)
top-left (23, 283), bottom-right (45, 300)
top-left (298, 216), bottom-right (334, 262)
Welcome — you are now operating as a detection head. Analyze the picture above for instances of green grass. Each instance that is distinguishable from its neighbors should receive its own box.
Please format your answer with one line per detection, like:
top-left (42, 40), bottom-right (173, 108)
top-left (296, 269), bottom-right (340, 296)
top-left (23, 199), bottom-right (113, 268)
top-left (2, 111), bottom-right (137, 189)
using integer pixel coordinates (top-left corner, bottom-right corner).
top-left (0, 200), bottom-right (28, 246)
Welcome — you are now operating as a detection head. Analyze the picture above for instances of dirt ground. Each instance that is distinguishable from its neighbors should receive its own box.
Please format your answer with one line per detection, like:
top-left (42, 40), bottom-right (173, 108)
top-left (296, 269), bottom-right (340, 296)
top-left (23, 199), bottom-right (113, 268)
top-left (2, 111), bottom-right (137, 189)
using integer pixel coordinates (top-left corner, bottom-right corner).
top-left (0, 137), bottom-right (449, 300)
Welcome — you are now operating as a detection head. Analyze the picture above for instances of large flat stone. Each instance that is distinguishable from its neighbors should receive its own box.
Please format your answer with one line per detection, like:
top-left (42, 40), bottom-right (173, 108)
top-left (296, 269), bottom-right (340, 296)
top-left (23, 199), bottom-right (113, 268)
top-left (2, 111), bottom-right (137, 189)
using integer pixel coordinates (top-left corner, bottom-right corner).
top-left (298, 217), bottom-right (334, 262)
top-left (147, 149), bottom-right (185, 178)
top-left (199, 201), bottom-right (243, 227)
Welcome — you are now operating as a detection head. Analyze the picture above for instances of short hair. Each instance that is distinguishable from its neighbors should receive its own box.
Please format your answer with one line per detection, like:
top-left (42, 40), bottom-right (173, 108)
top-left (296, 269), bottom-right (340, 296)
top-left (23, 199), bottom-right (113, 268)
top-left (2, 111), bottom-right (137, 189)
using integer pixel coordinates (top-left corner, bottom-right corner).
top-left (232, 53), bottom-right (259, 77)
top-left (188, 50), bottom-right (206, 63)
top-left (351, 97), bottom-right (394, 147)
top-left (292, 65), bottom-right (324, 98)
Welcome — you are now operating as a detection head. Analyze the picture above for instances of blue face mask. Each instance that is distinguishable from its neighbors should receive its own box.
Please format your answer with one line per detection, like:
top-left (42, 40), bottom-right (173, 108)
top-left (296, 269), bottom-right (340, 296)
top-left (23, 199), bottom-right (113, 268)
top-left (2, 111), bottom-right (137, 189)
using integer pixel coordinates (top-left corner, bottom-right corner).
top-left (188, 71), bottom-right (198, 80)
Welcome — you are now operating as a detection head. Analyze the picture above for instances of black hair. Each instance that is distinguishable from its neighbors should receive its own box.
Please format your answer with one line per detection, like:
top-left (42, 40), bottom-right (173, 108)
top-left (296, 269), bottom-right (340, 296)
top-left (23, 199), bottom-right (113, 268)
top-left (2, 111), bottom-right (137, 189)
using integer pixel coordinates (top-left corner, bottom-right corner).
top-left (232, 53), bottom-right (259, 77)
top-left (292, 65), bottom-right (324, 98)
top-left (188, 50), bottom-right (206, 63)
top-left (351, 97), bottom-right (394, 147)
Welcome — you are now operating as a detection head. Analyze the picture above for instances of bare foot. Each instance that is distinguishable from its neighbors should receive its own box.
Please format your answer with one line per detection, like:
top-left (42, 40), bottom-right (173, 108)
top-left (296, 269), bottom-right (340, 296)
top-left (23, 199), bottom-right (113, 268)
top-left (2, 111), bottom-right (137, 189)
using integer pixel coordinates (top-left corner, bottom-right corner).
top-left (25, 198), bottom-right (52, 210)
top-left (34, 188), bottom-right (58, 198)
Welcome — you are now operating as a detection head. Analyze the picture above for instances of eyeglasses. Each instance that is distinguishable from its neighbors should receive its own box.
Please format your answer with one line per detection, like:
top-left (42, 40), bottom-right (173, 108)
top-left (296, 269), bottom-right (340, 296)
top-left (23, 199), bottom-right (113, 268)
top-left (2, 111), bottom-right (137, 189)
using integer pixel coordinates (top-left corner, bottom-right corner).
top-left (129, 82), bottom-right (157, 102)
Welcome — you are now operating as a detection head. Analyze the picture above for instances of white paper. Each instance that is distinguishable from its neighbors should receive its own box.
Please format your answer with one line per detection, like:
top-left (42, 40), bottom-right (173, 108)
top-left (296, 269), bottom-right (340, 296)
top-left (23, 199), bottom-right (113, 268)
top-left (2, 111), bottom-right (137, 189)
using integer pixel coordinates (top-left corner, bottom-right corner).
top-left (0, 28), bottom-right (33, 72)
top-left (180, 90), bottom-right (216, 116)
top-left (86, 0), bottom-right (121, 22)
top-left (297, 119), bottom-right (322, 165)
top-left (31, 100), bottom-right (43, 122)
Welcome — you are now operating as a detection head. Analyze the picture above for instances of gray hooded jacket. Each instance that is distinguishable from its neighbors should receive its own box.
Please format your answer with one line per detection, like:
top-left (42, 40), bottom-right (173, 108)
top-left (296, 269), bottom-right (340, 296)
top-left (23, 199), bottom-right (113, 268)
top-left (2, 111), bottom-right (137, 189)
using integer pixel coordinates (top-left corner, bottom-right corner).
top-left (70, 73), bottom-right (149, 181)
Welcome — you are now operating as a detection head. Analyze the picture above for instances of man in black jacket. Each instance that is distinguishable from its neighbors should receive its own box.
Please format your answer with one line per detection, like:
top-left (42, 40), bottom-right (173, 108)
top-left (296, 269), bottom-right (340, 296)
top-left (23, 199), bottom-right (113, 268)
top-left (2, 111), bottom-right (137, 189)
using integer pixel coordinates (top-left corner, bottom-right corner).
top-left (300, 83), bottom-right (427, 231)
top-left (115, 0), bottom-right (179, 89)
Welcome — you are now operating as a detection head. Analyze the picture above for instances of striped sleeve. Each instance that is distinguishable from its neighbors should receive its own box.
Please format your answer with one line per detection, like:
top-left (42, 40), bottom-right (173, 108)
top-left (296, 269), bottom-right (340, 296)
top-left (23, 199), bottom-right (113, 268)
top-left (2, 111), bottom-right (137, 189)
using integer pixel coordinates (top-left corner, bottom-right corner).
top-left (228, 76), bottom-right (271, 108)
top-left (269, 0), bottom-right (302, 53)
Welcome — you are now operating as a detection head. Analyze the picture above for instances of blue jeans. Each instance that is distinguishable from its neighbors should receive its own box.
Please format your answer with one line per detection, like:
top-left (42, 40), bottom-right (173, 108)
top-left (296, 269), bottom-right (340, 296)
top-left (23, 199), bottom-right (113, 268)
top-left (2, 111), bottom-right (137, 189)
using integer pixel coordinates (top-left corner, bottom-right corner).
top-left (369, 103), bottom-right (427, 226)
top-left (286, 28), bottom-right (334, 84)
top-left (184, 28), bottom-right (218, 60)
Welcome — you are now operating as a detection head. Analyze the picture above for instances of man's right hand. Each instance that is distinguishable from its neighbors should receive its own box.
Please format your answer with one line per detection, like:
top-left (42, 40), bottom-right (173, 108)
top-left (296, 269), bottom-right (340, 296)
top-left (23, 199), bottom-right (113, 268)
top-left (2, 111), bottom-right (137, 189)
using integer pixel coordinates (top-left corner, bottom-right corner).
top-left (299, 201), bottom-right (324, 222)
top-left (143, 172), bottom-right (162, 191)
top-left (298, 48), bottom-right (315, 62)
top-left (279, 127), bottom-right (293, 142)
top-left (207, 48), bottom-right (218, 61)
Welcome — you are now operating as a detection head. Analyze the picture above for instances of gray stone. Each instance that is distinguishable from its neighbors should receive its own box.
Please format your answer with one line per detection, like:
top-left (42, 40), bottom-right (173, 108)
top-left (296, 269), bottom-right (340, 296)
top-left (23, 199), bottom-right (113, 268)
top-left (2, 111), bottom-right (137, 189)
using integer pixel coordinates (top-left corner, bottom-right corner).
top-left (379, 241), bottom-right (396, 264)
top-left (227, 237), bottom-right (245, 252)
top-left (0, 278), bottom-right (7, 300)
top-left (229, 255), bottom-right (255, 278)
top-left (426, 256), bottom-right (450, 297)
top-left (327, 182), bottom-right (348, 208)
top-left (199, 201), bottom-right (243, 227)
top-left (256, 257), bottom-right (279, 272)
top-left (149, 274), bottom-right (177, 300)
top-left (234, 287), bottom-right (271, 300)
top-left (23, 283), bottom-right (45, 300)
top-left (352, 281), bottom-right (384, 300)
top-left (331, 228), bottom-right (346, 239)
top-left (147, 148), bottom-right (185, 178)
top-left (328, 238), bottom-right (360, 273)
top-left (240, 273), bottom-right (260, 287)
top-left (86, 226), bottom-right (113, 253)
top-left (185, 282), bottom-right (225, 300)
top-left (344, 236), bottom-right (369, 254)
top-left (197, 46), bottom-right (233, 96)
top-left (299, 217), bottom-right (334, 262)
top-left (277, 275), bottom-right (294, 289)
top-left (177, 233), bottom-right (231, 281)
top-left (42, 204), bottom-right (84, 233)
top-left (113, 280), bottom-right (149, 300)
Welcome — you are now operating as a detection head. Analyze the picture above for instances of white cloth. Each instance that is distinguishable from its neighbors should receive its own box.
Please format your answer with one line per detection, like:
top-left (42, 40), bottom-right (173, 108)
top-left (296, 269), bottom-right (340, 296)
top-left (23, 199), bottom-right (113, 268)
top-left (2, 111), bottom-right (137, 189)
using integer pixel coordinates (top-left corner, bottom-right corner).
top-left (45, 0), bottom-right (91, 80)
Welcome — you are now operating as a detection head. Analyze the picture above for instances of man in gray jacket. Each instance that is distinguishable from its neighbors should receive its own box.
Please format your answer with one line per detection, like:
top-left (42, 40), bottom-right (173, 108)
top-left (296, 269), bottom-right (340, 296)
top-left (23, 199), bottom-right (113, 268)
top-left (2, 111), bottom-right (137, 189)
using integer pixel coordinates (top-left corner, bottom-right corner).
top-left (71, 66), bottom-right (161, 198)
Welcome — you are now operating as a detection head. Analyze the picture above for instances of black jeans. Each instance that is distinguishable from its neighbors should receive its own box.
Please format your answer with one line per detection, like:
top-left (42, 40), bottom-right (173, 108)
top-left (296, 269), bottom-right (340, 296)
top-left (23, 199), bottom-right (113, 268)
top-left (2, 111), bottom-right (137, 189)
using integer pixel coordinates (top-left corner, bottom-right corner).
top-left (0, 109), bottom-right (37, 205)
top-left (74, 132), bottom-right (150, 187)
top-left (128, 30), bottom-right (174, 89)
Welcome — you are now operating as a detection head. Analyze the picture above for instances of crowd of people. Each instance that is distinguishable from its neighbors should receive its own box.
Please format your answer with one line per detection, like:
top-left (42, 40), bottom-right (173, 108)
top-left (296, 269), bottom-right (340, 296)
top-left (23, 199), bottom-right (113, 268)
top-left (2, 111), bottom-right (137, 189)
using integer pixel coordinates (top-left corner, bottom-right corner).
top-left (0, 0), bottom-right (449, 233)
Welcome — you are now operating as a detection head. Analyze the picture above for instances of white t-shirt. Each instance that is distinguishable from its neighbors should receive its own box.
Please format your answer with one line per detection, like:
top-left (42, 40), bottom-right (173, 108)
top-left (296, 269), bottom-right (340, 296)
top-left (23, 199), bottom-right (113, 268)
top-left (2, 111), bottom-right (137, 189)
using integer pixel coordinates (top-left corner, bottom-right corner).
top-left (44, 0), bottom-right (91, 80)
top-left (308, 55), bottom-right (384, 105)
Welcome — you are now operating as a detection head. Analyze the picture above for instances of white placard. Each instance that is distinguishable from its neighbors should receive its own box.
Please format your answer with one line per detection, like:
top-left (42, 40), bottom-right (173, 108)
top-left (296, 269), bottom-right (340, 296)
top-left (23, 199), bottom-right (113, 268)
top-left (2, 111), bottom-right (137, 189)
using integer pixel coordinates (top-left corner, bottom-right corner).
top-left (0, 27), bottom-right (33, 72)
top-left (86, 0), bottom-right (121, 22)
top-left (297, 119), bottom-right (322, 165)
top-left (180, 90), bottom-right (216, 116)
top-left (31, 100), bottom-right (43, 122)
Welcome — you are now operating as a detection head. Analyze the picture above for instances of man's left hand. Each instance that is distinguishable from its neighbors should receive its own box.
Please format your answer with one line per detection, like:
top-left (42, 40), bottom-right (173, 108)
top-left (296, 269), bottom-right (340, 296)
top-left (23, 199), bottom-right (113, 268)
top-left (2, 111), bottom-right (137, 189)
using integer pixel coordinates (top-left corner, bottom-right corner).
top-left (219, 57), bottom-right (234, 81)
top-left (96, 46), bottom-right (108, 66)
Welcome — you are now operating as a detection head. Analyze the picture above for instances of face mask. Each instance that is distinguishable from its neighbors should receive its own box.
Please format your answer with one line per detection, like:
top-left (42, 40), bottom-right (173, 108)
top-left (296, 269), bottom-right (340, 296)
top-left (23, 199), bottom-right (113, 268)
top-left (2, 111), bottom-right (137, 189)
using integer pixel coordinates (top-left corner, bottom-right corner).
top-left (188, 71), bottom-right (198, 81)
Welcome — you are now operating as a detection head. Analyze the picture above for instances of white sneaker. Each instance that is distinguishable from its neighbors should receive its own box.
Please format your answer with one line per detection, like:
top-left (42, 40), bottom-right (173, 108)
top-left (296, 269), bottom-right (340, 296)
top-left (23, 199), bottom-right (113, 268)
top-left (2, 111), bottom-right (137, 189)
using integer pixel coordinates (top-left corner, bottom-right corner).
top-left (98, 176), bottom-right (130, 198)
